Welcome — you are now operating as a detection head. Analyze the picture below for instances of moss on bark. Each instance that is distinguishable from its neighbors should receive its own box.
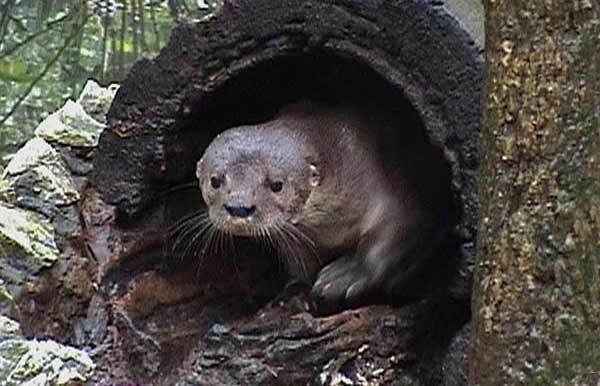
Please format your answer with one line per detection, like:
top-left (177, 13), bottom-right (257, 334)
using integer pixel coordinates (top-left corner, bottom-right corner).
top-left (470, 1), bottom-right (600, 385)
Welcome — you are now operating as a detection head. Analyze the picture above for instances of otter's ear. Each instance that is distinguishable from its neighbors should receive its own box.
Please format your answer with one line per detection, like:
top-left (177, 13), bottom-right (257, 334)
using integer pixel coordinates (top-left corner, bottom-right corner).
top-left (309, 163), bottom-right (320, 187)
top-left (196, 158), bottom-right (204, 180)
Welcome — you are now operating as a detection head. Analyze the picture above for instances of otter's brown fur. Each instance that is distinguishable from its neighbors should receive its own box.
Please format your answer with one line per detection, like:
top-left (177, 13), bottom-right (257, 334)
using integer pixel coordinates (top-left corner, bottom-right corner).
top-left (196, 102), bottom-right (453, 302)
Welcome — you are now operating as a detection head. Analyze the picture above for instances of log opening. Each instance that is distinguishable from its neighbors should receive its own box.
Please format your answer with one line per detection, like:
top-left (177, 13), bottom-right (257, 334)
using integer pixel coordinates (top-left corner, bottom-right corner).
top-left (90, 1), bottom-right (483, 383)
top-left (162, 51), bottom-right (460, 306)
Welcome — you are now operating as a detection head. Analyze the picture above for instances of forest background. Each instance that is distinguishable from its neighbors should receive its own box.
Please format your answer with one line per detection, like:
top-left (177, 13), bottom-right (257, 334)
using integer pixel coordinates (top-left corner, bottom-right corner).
top-left (0, 0), bottom-right (220, 172)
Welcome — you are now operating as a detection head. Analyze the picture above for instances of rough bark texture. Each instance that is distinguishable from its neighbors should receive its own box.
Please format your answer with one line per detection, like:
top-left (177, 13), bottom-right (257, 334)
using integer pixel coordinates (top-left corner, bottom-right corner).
top-left (470, 1), bottom-right (600, 385)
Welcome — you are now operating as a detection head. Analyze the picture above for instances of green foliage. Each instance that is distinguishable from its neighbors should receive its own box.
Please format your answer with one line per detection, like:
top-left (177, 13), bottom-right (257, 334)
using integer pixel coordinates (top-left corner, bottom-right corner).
top-left (0, 0), bottom-right (220, 169)
top-left (0, 57), bottom-right (38, 82)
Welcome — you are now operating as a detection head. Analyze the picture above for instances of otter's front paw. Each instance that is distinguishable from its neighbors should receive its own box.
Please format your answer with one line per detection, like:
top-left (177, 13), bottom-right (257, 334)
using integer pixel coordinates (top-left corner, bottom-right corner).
top-left (311, 255), bottom-right (372, 303)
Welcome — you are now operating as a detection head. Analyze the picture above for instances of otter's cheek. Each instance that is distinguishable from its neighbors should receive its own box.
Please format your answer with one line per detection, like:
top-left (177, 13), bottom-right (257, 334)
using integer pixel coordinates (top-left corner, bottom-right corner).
top-left (269, 203), bottom-right (290, 223)
top-left (282, 192), bottom-right (301, 211)
top-left (207, 205), bottom-right (223, 221)
top-left (259, 210), bottom-right (274, 225)
top-left (270, 193), bottom-right (288, 209)
top-left (202, 188), bottom-right (219, 206)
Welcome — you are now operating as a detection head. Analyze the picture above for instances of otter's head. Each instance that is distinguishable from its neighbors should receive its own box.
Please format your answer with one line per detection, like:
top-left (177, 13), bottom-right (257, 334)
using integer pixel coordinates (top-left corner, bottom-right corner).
top-left (196, 125), bottom-right (320, 237)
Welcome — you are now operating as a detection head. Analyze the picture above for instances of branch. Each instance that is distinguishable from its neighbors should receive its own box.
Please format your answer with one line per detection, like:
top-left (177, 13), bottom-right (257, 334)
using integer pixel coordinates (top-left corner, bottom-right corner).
top-left (0, 0), bottom-right (15, 44)
top-left (0, 13), bottom-right (91, 129)
top-left (149, 1), bottom-right (160, 51)
top-left (0, 12), bottom-right (72, 60)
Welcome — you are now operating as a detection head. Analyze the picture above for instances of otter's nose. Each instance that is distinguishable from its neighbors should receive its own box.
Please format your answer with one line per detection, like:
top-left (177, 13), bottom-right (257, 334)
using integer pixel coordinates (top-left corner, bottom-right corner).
top-left (224, 204), bottom-right (256, 218)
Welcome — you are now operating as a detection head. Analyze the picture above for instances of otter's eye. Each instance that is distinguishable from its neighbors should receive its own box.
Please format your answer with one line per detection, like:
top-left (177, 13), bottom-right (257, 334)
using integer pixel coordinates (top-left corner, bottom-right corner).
top-left (210, 176), bottom-right (222, 189)
top-left (270, 181), bottom-right (283, 193)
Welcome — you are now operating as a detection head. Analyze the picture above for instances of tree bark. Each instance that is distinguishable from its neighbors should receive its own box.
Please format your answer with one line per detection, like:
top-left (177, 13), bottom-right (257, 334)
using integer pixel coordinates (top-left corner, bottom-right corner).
top-left (15, 1), bottom-right (481, 385)
top-left (470, 1), bottom-right (600, 385)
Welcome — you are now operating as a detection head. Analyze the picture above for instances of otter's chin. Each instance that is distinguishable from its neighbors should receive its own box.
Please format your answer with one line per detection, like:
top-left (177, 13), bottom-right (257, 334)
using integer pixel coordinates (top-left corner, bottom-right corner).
top-left (216, 218), bottom-right (260, 238)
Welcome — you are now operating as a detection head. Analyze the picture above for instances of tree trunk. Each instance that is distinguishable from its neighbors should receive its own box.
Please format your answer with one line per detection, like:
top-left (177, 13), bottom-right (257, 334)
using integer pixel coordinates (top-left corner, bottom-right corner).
top-left (470, 1), bottom-right (600, 385)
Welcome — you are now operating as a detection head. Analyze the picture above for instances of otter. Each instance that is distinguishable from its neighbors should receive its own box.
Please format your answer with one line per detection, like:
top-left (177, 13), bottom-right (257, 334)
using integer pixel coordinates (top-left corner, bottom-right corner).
top-left (195, 102), bottom-right (453, 303)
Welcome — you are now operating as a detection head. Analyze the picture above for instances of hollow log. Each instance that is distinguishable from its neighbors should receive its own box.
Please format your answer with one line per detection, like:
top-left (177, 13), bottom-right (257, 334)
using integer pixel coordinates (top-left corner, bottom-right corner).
top-left (89, 1), bottom-right (483, 384)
